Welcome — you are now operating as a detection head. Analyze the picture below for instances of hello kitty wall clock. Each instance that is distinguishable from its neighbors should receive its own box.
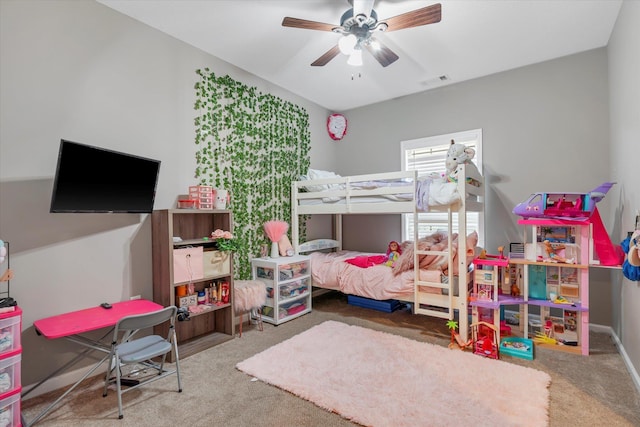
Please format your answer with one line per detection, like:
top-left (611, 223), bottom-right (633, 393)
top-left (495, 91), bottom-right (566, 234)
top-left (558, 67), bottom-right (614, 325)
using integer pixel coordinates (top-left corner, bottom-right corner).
top-left (327, 113), bottom-right (347, 141)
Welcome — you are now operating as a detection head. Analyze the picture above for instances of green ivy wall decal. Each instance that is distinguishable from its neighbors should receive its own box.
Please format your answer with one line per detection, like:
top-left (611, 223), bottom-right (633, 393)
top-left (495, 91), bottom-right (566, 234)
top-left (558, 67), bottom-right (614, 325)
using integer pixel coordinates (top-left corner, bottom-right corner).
top-left (194, 69), bottom-right (310, 279)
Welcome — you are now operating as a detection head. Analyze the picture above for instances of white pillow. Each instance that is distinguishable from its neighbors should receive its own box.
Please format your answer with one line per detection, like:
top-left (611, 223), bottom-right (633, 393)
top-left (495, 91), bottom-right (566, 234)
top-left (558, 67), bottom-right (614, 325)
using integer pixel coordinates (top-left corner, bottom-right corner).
top-left (308, 168), bottom-right (340, 180)
top-left (302, 169), bottom-right (342, 192)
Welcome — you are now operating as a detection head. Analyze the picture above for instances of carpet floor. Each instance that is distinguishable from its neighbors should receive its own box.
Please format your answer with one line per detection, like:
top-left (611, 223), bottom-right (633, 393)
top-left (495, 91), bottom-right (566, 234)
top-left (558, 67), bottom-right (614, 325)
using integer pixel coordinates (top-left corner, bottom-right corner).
top-left (21, 291), bottom-right (640, 426)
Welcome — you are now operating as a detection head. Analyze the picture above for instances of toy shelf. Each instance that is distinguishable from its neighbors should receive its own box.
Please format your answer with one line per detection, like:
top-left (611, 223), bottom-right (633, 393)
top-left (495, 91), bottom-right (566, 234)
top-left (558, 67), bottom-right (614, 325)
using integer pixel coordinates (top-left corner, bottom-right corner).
top-left (472, 218), bottom-right (592, 357)
top-left (470, 294), bottom-right (525, 309)
top-left (521, 219), bottom-right (590, 355)
top-left (508, 258), bottom-right (588, 269)
top-left (527, 298), bottom-right (588, 312)
top-left (518, 218), bottom-right (590, 227)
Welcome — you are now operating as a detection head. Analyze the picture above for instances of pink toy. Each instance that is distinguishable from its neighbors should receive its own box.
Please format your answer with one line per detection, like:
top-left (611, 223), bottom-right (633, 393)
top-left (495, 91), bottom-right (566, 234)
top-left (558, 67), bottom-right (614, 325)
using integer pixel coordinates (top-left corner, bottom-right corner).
top-left (471, 321), bottom-right (499, 359)
top-left (513, 182), bottom-right (615, 220)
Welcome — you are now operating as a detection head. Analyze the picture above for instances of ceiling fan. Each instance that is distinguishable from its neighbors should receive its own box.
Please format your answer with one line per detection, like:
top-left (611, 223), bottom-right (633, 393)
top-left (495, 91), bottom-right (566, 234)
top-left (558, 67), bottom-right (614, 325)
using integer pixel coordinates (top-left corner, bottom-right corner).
top-left (282, 1), bottom-right (441, 67)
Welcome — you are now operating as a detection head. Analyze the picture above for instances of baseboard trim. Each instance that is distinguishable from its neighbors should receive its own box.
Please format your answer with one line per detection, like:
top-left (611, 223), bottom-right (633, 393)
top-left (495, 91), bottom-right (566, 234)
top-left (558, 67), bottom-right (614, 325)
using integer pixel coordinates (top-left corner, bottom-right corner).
top-left (23, 366), bottom-right (100, 401)
top-left (590, 323), bottom-right (640, 394)
top-left (589, 323), bottom-right (611, 333)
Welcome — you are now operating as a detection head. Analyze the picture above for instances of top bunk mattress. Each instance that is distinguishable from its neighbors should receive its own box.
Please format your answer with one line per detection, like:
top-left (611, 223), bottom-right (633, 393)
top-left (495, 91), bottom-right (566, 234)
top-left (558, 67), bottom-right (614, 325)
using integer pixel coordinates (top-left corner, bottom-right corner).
top-left (298, 179), bottom-right (462, 207)
top-left (293, 166), bottom-right (483, 213)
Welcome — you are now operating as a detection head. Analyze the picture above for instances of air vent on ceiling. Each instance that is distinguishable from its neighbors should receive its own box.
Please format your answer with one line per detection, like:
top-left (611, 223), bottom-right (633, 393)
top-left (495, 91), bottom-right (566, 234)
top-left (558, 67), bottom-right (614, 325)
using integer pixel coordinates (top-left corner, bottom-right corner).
top-left (420, 75), bottom-right (451, 86)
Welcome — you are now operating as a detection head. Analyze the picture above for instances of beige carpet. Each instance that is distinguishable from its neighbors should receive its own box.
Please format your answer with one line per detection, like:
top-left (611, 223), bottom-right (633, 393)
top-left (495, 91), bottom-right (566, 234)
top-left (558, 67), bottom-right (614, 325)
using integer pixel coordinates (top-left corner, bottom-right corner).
top-left (20, 292), bottom-right (640, 426)
top-left (237, 320), bottom-right (551, 427)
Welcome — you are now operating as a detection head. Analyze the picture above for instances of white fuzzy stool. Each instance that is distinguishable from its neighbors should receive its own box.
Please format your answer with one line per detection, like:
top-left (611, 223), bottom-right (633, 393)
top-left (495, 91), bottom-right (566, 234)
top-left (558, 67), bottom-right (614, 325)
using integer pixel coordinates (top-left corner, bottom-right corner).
top-left (234, 280), bottom-right (267, 337)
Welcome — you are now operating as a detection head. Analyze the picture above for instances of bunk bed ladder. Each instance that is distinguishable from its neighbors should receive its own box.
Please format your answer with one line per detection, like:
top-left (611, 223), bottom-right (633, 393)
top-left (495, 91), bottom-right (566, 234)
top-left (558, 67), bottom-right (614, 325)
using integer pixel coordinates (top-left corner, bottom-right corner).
top-left (413, 208), bottom-right (455, 320)
top-left (411, 164), bottom-right (474, 345)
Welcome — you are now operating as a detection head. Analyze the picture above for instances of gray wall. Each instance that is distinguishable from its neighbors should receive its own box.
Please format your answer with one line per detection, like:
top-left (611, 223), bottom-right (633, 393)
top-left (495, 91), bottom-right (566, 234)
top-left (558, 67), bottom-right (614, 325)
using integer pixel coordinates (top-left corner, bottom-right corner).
top-left (607, 0), bottom-right (640, 385)
top-left (0, 0), bottom-right (330, 391)
top-left (338, 48), bottom-right (615, 324)
top-left (339, 48), bottom-right (611, 250)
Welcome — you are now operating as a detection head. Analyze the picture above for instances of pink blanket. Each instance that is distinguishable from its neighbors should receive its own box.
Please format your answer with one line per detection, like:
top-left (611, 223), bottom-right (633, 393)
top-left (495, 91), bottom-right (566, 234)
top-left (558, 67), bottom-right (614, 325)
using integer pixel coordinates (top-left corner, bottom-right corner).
top-left (344, 255), bottom-right (387, 268)
top-left (310, 251), bottom-right (443, 300)
top-left (392, 231), bottom-right (478, 276)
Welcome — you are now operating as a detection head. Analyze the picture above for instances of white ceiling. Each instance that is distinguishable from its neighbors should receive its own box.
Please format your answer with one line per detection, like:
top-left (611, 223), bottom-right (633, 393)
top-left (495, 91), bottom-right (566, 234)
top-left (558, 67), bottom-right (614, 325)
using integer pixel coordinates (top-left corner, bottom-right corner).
top-left (98, 0), bottom-right (622, 111)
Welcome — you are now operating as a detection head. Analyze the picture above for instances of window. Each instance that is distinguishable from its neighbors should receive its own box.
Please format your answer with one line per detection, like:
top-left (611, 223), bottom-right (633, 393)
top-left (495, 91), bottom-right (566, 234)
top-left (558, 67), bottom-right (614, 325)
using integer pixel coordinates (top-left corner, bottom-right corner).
top-left (400, 129), bottom-right (483, 246)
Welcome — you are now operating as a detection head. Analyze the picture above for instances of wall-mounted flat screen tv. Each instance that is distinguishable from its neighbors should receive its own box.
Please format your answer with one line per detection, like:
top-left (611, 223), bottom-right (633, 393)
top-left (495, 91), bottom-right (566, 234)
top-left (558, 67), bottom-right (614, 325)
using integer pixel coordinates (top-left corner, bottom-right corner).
top-left (50, 139), bottom-right (161, 213)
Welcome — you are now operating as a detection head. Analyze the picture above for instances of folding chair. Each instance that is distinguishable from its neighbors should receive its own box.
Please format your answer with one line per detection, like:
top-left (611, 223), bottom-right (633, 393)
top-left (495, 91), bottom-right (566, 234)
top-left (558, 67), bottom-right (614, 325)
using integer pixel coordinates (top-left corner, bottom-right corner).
top-left (102, 306), bottom-right (182, 419)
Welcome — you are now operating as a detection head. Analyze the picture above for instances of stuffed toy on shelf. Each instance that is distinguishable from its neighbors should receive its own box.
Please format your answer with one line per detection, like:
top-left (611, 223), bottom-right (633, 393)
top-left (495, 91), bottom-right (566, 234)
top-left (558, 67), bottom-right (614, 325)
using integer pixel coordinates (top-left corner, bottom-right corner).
top-left (445, 139), bottom-right (480, 183)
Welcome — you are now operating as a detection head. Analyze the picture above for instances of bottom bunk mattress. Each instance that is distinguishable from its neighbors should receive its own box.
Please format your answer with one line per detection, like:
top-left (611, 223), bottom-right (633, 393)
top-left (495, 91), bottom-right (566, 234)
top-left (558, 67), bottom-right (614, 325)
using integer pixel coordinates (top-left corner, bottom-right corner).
top-left (310, 250), bottom-right (447, 301)
top-left (309, 231), bottom-right (478, 302)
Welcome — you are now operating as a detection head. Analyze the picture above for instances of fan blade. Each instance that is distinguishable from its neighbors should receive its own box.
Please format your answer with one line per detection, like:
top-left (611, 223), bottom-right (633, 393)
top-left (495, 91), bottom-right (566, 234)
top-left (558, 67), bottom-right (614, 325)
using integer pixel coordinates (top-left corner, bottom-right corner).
top-left (311, 45), bottom-right (341, 66)
top-left (382, 3), bottom-right (442, 32)
top-left (364, 41), bottom-right (399, 67)
top-left (353, 0), bottom-right (374, 18)
top-left (282, 17), bottom-right (336, 32)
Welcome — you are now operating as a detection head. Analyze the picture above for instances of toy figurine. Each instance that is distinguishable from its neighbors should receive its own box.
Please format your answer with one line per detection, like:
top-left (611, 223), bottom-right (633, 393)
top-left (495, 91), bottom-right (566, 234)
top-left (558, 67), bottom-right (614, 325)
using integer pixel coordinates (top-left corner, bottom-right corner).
top-left (446, 320), bottom-right (472, 350)
top-left (543, 240), bottom-right (574, 264)
top-left (384, 241), bottom-right (402, 267)
top-left (510, 282), bottom-right (520, 297)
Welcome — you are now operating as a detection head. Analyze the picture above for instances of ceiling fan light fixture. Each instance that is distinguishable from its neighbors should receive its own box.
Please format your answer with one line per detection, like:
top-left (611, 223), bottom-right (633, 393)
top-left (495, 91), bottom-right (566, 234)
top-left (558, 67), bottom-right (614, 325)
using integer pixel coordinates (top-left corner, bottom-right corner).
top-left (282, 2), bottom-right (442, 68)
top-left (338, 34), bottom-right (358, 55)
top-left (372, 22), bottom-right (388, 32)
top-left (347, 48), bottom-right (363, 66)
top-left (369, 39), bottom-right (381, 51)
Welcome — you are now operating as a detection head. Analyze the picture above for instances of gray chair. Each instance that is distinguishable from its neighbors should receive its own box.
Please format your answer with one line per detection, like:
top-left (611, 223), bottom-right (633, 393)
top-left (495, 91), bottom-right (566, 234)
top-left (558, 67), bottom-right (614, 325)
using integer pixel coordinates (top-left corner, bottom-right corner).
top-left (102, 306), bottom-right (182, 419)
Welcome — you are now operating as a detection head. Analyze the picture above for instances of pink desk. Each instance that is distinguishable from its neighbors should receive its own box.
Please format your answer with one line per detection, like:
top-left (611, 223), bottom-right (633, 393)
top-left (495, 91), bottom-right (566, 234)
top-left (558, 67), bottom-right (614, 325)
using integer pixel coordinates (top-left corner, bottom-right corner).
top-left (34, 299), bottom-right (163, 339)
top-left (23, 299), bottom-right (164, 426)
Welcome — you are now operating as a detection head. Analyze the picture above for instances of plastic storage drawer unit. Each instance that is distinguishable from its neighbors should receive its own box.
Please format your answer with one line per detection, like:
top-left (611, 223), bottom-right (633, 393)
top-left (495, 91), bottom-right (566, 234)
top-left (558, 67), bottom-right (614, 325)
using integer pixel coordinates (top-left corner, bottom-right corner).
top-left (0, 388), bottom-right (21, 427)
top-left (0, 350), bottom-right (21, 395)
top-left (0, 308), bottom-right (22, 357)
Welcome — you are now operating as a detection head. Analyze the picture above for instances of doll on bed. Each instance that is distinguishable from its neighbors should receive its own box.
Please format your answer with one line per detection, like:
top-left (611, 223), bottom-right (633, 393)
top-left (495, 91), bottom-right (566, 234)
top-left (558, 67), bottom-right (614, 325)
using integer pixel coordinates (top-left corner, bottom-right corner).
top-left (384, 241), bottom-right (402, 267)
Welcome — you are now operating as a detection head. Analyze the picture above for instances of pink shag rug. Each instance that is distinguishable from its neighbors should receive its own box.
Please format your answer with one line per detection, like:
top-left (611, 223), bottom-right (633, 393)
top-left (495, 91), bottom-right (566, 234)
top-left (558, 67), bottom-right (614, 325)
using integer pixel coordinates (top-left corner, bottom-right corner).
top-left (237, 321), bottom-right (551, 427)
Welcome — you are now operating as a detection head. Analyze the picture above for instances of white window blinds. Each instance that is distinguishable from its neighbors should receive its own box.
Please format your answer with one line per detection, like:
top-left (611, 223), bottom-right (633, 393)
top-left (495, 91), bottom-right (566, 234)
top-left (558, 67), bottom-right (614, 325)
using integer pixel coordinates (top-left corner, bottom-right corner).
top-left (401, 129), bottom-right (483, 246)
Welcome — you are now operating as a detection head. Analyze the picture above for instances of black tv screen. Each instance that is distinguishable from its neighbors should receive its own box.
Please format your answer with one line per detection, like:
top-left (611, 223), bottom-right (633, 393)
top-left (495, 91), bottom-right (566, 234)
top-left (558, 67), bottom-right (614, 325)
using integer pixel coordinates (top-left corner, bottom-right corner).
top-left (50, 140), bottom-right (161, 213)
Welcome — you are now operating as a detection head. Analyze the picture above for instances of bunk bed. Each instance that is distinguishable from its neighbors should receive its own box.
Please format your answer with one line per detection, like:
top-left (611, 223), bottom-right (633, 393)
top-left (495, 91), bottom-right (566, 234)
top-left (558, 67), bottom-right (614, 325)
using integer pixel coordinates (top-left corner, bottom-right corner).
top-left (291, 163), bottom-right (484, 341)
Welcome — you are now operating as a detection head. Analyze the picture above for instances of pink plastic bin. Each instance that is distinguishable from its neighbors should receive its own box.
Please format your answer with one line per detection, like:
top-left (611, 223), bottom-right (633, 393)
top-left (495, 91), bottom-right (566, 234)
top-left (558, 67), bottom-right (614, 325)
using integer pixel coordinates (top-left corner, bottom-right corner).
top-left (0, 309), bottom-right (21, 357)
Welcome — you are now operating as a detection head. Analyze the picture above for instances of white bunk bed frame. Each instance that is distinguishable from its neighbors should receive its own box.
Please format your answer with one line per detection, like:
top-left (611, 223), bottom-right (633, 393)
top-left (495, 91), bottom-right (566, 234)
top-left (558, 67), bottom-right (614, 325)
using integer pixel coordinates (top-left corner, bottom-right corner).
top-left (291, 163), bottom-right (484, 341)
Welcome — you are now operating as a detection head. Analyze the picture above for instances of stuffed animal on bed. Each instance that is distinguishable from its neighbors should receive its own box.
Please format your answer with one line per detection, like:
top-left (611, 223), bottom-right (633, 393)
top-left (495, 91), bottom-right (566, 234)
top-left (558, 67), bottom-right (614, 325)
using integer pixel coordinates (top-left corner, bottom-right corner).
top-left (445, 139), bottom-right (480, 183)
top-left (391, 231), bottom-right (479, 276)
top-left (384, 241), bottom-right (402, 267)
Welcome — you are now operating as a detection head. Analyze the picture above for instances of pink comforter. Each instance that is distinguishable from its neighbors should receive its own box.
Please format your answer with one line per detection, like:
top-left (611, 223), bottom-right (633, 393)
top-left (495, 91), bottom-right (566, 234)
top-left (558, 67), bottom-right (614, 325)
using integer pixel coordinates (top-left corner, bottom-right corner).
top-left (392, 231), bottom-right (478, 276)
top-left (310, 251), bottom-right (443, 300)
top-left (310, 232), bottom-right (477, 301)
